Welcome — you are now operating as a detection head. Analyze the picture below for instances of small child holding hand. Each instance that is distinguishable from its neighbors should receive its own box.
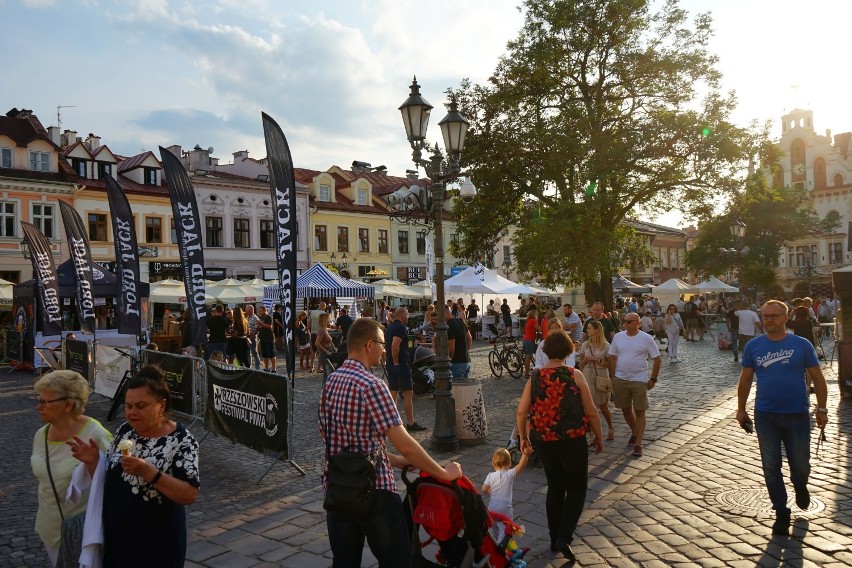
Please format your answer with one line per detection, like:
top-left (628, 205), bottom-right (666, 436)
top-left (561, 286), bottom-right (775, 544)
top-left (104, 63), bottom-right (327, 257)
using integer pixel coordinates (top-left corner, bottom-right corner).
top-left (482, 447), bottom-right (528, 539)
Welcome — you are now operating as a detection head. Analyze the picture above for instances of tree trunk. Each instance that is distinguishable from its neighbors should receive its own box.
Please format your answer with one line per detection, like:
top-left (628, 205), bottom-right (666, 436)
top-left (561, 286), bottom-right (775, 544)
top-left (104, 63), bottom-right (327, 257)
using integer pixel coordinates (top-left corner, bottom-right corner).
top-left (583, 271), bottom-right (613, 312)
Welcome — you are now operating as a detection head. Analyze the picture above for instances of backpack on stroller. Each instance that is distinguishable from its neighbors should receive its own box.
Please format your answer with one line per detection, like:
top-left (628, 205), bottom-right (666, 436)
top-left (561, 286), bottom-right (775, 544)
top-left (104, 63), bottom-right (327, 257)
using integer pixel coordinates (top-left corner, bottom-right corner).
top-left (403, 468), bottom-right (529, 568)
top-left (412, 345), bottom-right (437, 394)
top-left (327, 340), bottom-right (349, 371)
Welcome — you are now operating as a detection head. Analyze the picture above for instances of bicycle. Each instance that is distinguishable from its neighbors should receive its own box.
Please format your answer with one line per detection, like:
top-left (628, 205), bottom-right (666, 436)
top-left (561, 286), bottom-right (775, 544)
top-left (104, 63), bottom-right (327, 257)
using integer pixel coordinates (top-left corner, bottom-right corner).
top-left (486, 325), bottom-right (523, 379)
top-left (107, 347), bottom-right (144, 421)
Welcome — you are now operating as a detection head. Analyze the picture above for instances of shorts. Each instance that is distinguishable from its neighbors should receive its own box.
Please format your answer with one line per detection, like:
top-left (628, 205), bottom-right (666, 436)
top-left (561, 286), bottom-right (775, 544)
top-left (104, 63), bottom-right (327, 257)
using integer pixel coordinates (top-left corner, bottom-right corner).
top-left (685, 319), bottom-right (698, 329)
top-left (612, 378), bottom-right (649, 410)
top-left (503, 314), bottom-right (512, 327)
top-left (522, 340), bottom-right (537, 356)
top-left (259, 341), bottom-right (275, 358)
top-left (387, 364), bottom-right (413, 392)
top-left (311, 332), bottom-right (318, 351)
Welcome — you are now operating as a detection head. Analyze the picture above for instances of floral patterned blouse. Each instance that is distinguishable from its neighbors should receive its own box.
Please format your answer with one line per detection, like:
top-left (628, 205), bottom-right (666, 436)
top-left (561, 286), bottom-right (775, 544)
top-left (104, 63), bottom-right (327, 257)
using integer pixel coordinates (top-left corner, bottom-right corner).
top-left (528, 366), bottom-right (588, 442)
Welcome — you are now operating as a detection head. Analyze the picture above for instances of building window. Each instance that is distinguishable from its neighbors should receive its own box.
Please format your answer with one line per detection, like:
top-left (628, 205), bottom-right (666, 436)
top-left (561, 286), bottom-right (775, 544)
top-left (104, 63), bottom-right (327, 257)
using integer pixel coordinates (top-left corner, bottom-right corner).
top-left (398, 230), bottom-right (409, 254)
top-left (829, 242), bottom-right (843, 264)
top-left (315, 225), bottom-right (327, 251)
top-left (171, 219), bottom-right (177, 244)
top-left (357, 188), bottom-right (368, 205)
top-left (71, 158), bottom-right (87, 177)
top-left (0, 147), bottom-right (12, 168)
top-left (234, 219), bottom-right (250, 248)
top-left (32, 203), bottom-right (54, 239)
top-left (337, 226), bottom-right (349, 252)
top-left (416, 230), bottom-right (426, 255)
top-left (88, 213), bottom-right (107, 241)
top-left (260, 219), bottom-right (275, 248)
top-left (206, 217), bottom-right (223, 247)
top-left (788, 245), bottom-right (816, 268)
top-left (0, 271), bottom-right (19, 283)
top-left (29, 151), bottom-right (50, 172)
top-left (319, 184), bottom-right (330, 202)
top-left (378, 229), bottom-right (388, 254)
top-left (144, 167), bottom-right (158, 185)
top-left (450, 233), bottom-right (459, 247)
top-left (0, 202), bottom-right (16, 237)
top-left (145, 217), bottom-right (162, 243)
top-left (835, 173), bottom-right (844, 187)
top-left (98, 162), bottom-right (112, 178)
top-left (503, 245), bottom-right (511, 265)
top-left (358, 228), bottom-right (369, 252)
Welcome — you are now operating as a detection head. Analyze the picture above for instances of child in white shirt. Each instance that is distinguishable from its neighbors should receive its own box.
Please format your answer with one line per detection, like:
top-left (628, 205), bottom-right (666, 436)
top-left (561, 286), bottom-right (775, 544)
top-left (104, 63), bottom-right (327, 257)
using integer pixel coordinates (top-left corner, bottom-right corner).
top-left (482, 447), bottom-right (529, 539)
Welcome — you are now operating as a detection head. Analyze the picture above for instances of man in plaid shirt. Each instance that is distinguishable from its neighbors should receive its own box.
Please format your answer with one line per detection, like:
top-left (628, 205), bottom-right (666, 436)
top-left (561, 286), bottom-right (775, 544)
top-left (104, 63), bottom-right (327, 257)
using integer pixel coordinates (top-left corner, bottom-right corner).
top-left (319, 317), bottom-right (462, 567)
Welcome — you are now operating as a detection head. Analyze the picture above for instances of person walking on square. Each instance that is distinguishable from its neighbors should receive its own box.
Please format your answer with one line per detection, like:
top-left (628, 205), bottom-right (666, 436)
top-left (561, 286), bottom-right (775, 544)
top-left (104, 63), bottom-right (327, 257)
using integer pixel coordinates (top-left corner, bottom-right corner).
top-left (736, 300), bottom-right (828, 536)
top-left (582, 302), bottom-right (616, 342)
top-left (522, 308), bottom-right (540, 380)
top-left (608, 313), bottom-right (661, 457)
top-left (319, 318), bottom-right (462, 567)
top-left (308, 302), bottom-right (328, 373)
top-left (562, 304), bottom-right (583, 344)
top-left (386, 307), bottom-right (426, 432)
top-left (445, 307), bottom-right (473, 379)
top-left (578, 319), bottom-right (615, 444)
top-left (735, 301), bottom-right (762, 350)
top-left (482, 447), bottom-right (529, 540)
top-left (244, 305), bottom-right (261, 370)
top-left (501, 298), bottom-right (513, 337)
top-left (664, 304), bottom-right (684, 362)
top-left (256, 306), bottom-right (276, 372)
top-left (727, 302), bottom-right (740, 362)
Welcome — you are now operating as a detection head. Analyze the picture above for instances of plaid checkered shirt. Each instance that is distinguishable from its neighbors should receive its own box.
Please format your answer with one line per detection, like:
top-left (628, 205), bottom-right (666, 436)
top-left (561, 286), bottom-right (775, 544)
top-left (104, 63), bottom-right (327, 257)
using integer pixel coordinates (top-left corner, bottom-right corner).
top-left (318, 359), bottom-right (403, 493)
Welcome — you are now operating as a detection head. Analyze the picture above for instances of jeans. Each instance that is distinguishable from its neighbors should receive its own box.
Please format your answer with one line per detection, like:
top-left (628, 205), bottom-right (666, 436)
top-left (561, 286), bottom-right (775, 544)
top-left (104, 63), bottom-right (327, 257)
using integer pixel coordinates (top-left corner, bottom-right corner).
top-left (754, 411), bottom-right (811, 512)
top-left (248, 337), bottom-right (261, 369)
top-left (451, 361), bottom-right (471, 379)
top-left (729, 331), bottom-right (739, 355)
top-left (537, 436), bottom-right (588, 545)
top-left (326, 489), bottom-right (411, 568)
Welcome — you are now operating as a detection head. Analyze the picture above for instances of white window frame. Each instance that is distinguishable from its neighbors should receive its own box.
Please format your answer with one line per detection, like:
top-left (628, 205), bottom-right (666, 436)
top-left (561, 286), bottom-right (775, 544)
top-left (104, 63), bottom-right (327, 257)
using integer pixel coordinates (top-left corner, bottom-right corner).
top-left (0, 201), bottom-right (16, 237)
top-left (319, 184), bottom-right (330, 202)
top-left (0, 147), bottom-right (12, 168)
top-left (357, 188), bottom-right (368, 206)
top-left (31, 203), bottom-right (54, 239)
top-left (29, 151), bottom-right (50, 172)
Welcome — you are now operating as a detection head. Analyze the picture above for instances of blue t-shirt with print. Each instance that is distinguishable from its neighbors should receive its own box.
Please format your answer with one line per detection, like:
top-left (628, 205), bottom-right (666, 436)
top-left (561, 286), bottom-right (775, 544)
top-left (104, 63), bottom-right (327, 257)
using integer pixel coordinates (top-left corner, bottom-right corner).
top-left (742, 333), bottom-right (817, 414)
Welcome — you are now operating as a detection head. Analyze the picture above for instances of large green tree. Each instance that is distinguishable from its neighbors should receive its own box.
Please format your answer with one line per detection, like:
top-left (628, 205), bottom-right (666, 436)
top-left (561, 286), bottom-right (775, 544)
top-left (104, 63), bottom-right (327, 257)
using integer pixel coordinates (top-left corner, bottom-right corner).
top-left (451, 0), bottom-right (752, 308)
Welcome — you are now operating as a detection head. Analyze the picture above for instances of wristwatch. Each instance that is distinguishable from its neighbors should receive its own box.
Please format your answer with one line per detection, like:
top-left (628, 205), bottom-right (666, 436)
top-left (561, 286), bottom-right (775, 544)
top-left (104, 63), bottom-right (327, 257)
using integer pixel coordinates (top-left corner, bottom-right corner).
top-left (816, 407), bottom-right (828, 414)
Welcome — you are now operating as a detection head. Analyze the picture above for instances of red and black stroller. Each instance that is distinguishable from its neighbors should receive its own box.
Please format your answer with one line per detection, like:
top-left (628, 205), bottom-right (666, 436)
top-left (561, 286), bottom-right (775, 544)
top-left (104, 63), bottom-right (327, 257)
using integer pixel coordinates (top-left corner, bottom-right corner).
top-left (403, 468), bottom-right (530, 568)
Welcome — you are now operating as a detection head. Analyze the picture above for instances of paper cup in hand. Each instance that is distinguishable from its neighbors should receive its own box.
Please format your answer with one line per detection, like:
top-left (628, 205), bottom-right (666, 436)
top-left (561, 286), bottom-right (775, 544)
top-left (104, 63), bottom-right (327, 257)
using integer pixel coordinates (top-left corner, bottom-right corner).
top-left (118, 439), bottom-right (133, 457)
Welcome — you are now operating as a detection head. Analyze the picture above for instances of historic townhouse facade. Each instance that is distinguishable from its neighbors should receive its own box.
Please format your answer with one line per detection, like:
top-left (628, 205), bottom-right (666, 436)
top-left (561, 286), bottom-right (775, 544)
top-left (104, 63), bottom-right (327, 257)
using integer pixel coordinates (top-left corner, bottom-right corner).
top-left (763, 108), bottom-right (852, 297)
top-left (0, 108), bottom-right (77, 283)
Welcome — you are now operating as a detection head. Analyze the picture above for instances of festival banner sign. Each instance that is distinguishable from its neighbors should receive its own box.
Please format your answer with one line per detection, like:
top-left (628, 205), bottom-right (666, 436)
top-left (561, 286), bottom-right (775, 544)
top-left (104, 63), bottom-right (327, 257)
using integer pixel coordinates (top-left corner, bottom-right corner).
top-left (21, 222), bottom-right (62, 337)
top-left (64, 339), bottom-right (91, 381)
top-left (59, 201), bottom-right (97, 334)
top-left (159, 147), bottom-right (207, 345)
top-left (104, 176), bottom-right (142, 336)
top-left (205, 364), bottom-right (289, 455)
top-left (261, 113), bottom-right (297, 381)
top-left (144, 351), bottom-right (195, 418)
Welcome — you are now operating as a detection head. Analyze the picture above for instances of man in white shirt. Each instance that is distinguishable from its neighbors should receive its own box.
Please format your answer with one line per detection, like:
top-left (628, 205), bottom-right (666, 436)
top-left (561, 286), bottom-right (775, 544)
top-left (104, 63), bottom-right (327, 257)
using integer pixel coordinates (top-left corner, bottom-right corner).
top-left (735, 301), bottom-right (762, 350)
top-left (640, 311), bottom-right (654, 333)
top-left (609, 313), bottom-right (661, 458)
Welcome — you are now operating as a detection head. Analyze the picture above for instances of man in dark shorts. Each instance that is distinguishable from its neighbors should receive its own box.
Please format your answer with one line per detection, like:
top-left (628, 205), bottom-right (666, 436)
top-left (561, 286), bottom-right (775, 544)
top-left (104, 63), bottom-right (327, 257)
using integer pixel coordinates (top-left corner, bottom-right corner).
top-left (446, 306), bottom-right (473, 378)
top-left (385, 307), bottom-right (426, 431)
top-left (501, 298), bottom-right (513, 336)
top-left (256, 306), bottom-right (276, 372)
top-left (205, 304), bottom-right (229, 360)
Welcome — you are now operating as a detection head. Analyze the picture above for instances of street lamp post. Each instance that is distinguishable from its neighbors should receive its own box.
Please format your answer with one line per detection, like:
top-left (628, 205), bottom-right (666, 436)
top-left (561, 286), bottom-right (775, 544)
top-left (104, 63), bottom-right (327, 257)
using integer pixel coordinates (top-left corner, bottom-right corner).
top-left (794, 246), bottom-right (820, 295)
top-left (719, 215), bottom-right (749, 293)
top-left (387, 77), bottom-right (476, 451)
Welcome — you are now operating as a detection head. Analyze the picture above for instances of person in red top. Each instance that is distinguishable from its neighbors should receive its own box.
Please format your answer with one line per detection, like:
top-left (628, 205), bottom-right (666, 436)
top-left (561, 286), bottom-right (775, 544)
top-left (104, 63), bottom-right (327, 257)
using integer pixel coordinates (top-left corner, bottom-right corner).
top-left (522, 308), bottom-right (540, 379)
top-left (318, 318), bottom-right (462, 567)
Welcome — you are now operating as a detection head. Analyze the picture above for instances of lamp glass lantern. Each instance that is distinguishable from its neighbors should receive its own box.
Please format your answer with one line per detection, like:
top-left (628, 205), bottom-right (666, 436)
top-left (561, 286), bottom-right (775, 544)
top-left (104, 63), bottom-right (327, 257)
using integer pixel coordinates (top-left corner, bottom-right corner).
top-left (729, 216), bottom-right (746, 240)
top-left (399, 77), bottom-right (433, 143)
top-left (437, 96), bottom-right (470, 155)
top-left (19, 237), bottom-right (31, 260)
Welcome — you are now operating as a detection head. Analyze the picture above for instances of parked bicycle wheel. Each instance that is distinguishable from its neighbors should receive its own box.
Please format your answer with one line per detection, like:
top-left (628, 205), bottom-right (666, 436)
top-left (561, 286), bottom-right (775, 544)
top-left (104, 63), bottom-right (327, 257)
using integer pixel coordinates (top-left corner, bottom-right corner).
top-left (488, 350), bottom-right (504, 377)
top-left (506, 349), bottom-right (524, 379)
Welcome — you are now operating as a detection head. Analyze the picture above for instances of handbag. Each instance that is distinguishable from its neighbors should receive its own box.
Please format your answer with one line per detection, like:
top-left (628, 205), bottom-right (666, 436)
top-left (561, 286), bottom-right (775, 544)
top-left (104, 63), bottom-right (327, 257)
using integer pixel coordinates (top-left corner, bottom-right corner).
top-left (321, 391), bottom-right (377, 518)
top-left (590, 360), bottom-right (612, 393)
top-left (45, 426), bottom-right (85, 568)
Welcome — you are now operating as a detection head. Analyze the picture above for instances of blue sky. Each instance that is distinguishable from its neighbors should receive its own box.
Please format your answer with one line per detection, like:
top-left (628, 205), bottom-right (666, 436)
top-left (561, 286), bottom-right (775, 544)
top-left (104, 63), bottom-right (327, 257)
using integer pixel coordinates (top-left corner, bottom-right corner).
top-left (3, 0), bottom-right (850, 225)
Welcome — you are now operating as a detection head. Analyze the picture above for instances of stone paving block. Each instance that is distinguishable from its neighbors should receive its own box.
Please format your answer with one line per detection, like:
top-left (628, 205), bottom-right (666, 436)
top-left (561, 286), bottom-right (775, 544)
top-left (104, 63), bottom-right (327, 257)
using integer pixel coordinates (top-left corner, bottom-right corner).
top-left (270, 550), bottom-right (330, 567)
top-left (208, 528), bottom-right (252, 546)
top-left (202, 550), bottom-right (260, 568)
top-left (185, 541), bottom-right (230, 563)
top-left (258, 543), bottom-right (298, 563)
top-left (227, 533), bottom-right (281, 557)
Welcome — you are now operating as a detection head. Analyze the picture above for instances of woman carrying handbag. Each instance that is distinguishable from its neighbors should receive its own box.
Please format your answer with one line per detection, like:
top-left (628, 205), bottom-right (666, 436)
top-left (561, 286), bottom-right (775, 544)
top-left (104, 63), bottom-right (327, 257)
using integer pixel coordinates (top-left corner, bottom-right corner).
top-left (578, 319), bottom-right (614, 445)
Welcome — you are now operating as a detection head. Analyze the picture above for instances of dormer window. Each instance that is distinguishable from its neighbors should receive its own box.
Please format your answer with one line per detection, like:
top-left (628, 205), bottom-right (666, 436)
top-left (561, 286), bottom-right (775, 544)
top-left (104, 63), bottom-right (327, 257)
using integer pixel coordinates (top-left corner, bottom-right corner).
top-left (98, 162), bottom-right (112, 179)
top-left (29, 151), bottom-right (50, 172)
top-left (144, 167), bottom-right (158, 185)
top-left (72, 158), bottom-right (87, 177)
top-left (357, 188), bottom-right (368, 206)
top-left (319, 184), bottom-right (330, 202)
top-left (0, 148), bottom-right (12, 168)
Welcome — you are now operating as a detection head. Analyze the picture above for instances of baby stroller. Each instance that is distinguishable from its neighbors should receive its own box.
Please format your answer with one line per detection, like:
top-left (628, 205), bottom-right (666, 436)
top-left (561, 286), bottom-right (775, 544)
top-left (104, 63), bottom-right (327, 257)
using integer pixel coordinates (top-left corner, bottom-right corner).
top-left (403, 468), bottom-right (529, 568)
top-left (412, 344), bottom-right (437, 395)
top-left (326, 340), bottom-right (348, 372)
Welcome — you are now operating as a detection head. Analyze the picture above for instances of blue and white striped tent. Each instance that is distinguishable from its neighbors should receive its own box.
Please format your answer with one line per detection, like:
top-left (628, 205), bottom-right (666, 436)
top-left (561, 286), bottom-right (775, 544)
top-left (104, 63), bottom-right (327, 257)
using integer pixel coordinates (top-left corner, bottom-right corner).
top-left (263, 263), bottom-right (374, 307)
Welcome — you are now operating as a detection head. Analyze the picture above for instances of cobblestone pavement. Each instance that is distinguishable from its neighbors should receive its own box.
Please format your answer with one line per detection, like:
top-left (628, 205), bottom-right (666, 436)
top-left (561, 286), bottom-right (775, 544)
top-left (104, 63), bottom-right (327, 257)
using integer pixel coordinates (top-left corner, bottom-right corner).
top-left (2, 335), bottom-right (850, 567)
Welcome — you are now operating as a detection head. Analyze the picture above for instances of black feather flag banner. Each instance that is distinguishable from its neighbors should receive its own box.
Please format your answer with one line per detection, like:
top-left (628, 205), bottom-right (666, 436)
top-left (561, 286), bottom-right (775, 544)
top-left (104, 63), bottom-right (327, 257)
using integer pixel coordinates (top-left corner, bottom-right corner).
top-left (20, 221), bottom-right (62, 336)
top-left (104, 175), bottom-right (143, 336)
top-left (58, 201), bottom-right (96, 334)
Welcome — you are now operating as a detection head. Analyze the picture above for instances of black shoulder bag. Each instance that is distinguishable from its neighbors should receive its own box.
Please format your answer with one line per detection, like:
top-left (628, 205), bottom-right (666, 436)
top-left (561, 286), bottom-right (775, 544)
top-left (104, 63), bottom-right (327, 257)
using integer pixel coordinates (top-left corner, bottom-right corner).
top-left (321, 391), bottom-right (377, 518)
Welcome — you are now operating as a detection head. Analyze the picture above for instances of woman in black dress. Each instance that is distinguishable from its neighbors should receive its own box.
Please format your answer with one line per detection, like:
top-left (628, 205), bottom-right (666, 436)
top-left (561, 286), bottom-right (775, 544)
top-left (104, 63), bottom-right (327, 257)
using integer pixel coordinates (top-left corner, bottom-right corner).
top-left (70, 365), bottom-right (200, 567)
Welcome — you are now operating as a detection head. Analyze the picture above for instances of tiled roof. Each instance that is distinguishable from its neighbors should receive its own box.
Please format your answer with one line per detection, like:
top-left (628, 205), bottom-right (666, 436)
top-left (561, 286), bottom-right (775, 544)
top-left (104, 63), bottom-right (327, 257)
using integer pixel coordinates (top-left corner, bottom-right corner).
top-left (61, 141), bottom-right (94, 159)
top-left (117, 151), bottom-right (159, 174)
top-left (0, 115), bottom-right (59, 149)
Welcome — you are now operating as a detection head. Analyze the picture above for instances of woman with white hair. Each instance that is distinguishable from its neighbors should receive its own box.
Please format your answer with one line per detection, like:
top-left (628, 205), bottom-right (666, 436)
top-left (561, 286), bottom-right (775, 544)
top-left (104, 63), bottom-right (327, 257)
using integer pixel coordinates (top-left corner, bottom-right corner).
top-left (31, 370), bottom-right (112, 566)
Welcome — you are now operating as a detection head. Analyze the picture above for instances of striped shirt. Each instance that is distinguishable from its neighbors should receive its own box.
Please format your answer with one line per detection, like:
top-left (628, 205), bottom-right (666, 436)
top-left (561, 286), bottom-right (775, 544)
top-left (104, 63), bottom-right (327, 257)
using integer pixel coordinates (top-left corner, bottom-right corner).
top-left (318, 359), bottom-right (402, 492)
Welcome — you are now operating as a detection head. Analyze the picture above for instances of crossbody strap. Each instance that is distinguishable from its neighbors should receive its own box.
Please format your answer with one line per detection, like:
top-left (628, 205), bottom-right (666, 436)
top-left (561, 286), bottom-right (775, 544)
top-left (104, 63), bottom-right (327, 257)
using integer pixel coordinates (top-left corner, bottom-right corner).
top-left (44, 425), bottom-right (65, 522)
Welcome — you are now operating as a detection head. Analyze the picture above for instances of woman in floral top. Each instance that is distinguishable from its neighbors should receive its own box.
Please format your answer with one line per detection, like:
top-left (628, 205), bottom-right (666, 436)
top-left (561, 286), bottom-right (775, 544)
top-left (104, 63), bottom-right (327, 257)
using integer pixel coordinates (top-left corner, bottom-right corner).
top-left (515, 330), bottom-right (602, 563)
top-left (70, 365), bottom-right (199, 567)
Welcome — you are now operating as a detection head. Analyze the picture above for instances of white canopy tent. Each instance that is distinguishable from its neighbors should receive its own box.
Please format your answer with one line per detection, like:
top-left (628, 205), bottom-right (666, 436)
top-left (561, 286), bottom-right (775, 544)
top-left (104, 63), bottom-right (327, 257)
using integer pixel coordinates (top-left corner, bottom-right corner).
top-left (651, 278), bottom-right (697, 294)
top-left (0, 277), bottom-right (12, 305)
top-left (443, 266), bottom-right (537, 295)
top-left (694, 277), bottom-right (739, 293)
top-left (371, 279), bottom-right (424, 299)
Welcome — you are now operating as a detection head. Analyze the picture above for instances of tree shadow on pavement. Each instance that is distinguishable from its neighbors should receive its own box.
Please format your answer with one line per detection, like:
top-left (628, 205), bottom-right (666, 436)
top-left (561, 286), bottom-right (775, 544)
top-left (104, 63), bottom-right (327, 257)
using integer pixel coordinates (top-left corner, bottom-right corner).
top-left (755, 519), bottom-right (808, 567)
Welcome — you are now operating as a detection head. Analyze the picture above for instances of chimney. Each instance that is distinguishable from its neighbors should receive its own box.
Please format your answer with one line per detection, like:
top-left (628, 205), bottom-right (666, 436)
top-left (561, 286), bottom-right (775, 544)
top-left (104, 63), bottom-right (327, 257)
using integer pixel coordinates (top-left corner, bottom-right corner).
top-left (233, 150), bottom-right (249, 160)
top-left (165, 144), bottom-right (182, 159)
top-left (406, 169), bottom-right (419, 180)
top-left (84, 133), bottom-right (101, 151)
top-left (47, 126), bottom-right (61, 146)
top-left (62, 130), bottom-right (77, 146)
top-left (352, 160), bottom-right (371, 172)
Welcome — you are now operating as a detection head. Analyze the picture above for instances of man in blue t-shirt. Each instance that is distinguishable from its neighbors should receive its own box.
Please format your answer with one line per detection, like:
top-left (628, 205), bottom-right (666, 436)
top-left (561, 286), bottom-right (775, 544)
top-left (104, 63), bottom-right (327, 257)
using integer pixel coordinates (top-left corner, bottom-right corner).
top-left (737, 300), bottom-right (828, 536)
top-left (385, 307), bottom-right (426, 432)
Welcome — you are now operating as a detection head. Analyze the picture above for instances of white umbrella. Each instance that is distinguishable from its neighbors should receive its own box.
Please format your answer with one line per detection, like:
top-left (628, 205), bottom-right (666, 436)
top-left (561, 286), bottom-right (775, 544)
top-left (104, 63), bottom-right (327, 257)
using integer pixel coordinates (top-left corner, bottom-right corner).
top-left (148, 279), bottom-right (189, 304)
top-left (371, 279), bottom-right (423, 299)
top-left (0, 277), bottom-right (12, 304)
top-left (213, 284), bottom-right (264, 304)
top-left (694, 277), bottom-right (739, 293)
top-left (444, 266), bottom-right (536, 294)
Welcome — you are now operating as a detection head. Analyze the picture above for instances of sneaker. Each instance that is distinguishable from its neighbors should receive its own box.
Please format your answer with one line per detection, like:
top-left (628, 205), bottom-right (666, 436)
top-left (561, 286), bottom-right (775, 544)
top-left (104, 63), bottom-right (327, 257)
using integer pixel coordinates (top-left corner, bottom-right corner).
top-left (507, 439), bottom-right (519, 451)
top-left (772, 509), bottom-right (791, 536)
top-left (795, 486), bottom-right (810, 510)
top-left (632, 444), bottom-right (643, 457)
top-left (627, 434), bottom-right (636, 446)
top-left (406, 422), bottom-right (427, 432)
